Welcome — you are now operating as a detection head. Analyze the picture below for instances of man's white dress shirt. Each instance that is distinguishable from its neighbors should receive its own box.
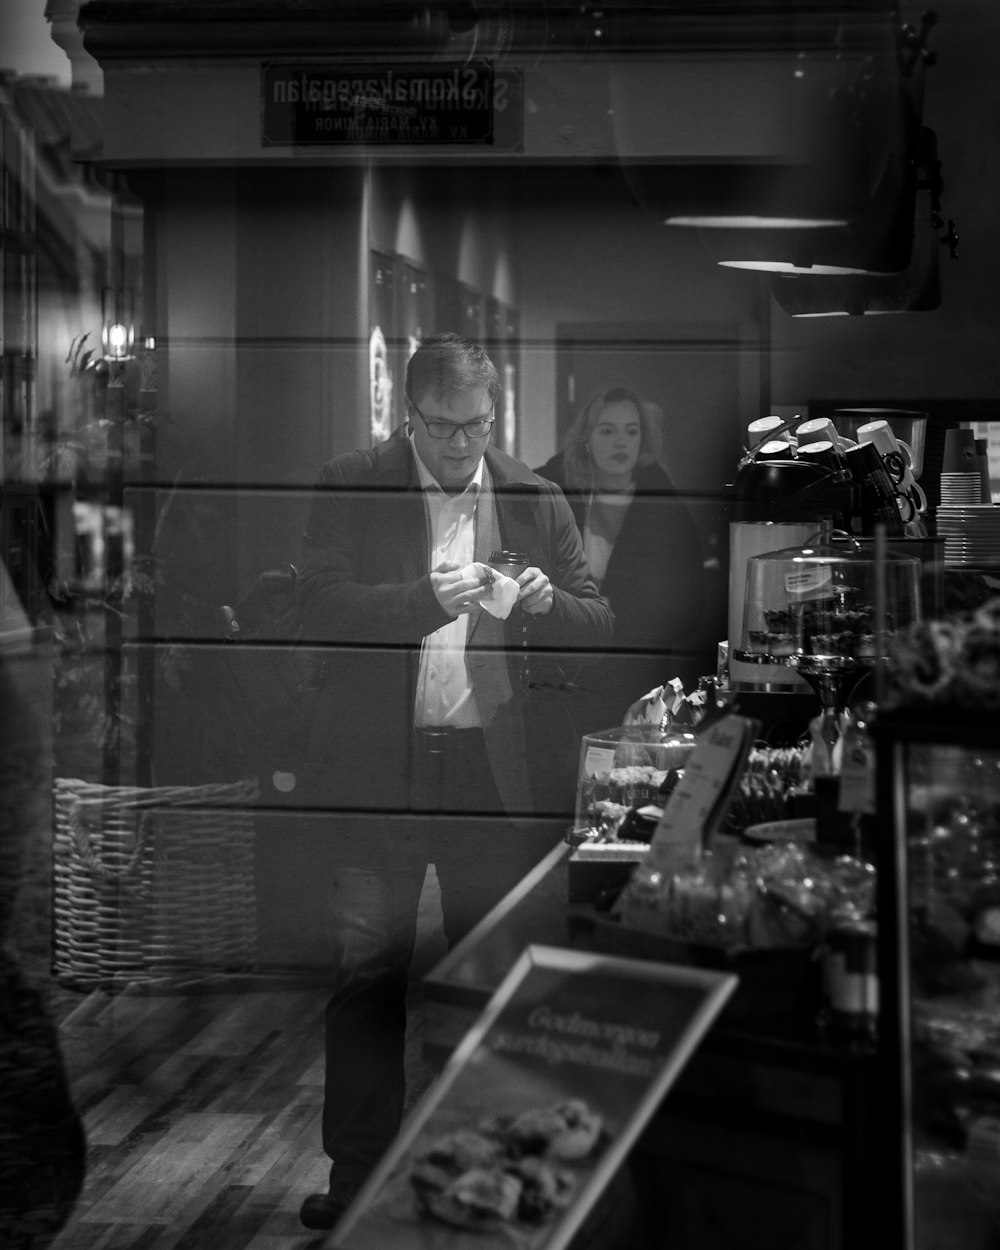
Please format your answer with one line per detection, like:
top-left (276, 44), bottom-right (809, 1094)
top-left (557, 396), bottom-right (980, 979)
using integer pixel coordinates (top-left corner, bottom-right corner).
top-left (411, 442), bottom-right (484, 729)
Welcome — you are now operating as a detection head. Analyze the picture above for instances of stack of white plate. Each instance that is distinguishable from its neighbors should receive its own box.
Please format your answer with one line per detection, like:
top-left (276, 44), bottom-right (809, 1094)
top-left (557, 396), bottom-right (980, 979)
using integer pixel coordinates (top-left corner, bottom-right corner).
top-left (940, 471), bottom-right (986, 505)
top-left (936, 504), bottom-right (1000, 568)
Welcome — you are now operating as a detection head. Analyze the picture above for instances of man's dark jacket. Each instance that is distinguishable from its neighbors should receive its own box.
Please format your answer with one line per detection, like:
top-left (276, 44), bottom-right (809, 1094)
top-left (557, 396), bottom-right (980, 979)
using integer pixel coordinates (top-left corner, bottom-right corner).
top-left (296, 430), bottom-right (613, 814)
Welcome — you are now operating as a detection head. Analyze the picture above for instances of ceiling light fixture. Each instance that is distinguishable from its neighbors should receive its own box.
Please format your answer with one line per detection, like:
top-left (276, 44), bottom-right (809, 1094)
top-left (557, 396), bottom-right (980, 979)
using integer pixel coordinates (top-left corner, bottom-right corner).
top-left (662, 12), bottom-right (937, 276)
top-left (770, 127), bottom-right (955, 315)
top-left (702, 146), bottom-right (918, 275)
top-left (608, 8), bottom-right (916, 232)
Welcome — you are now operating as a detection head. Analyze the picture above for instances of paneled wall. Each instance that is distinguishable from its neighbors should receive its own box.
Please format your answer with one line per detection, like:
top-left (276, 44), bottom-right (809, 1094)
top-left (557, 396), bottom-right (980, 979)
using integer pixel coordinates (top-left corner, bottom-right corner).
top-left (124, 158), bottom-right (761, 967)
top-left (84, 0), bottom-right (1000, 971)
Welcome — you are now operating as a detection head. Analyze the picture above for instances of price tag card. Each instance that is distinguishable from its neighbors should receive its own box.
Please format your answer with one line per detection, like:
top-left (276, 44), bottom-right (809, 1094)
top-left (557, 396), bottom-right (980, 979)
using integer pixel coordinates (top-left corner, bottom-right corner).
top-left (616, 713), bottom-right (756, 936)
top-left (646, 712), bottom-right (756, 878)
top-left (784, 566), bottom-right (833, 597)
top-left (581, 745), bottom-right (617, 782)
top-left (837, 724), bottom-right (877, 815)
top-left (328, 945), bottom-right (736, 1250)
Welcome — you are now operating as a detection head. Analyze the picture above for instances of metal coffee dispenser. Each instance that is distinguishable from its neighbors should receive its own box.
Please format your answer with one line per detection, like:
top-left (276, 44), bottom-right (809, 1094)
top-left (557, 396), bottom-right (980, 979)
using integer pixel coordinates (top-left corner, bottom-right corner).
top-left (728, 449), bottom-right (858, 697)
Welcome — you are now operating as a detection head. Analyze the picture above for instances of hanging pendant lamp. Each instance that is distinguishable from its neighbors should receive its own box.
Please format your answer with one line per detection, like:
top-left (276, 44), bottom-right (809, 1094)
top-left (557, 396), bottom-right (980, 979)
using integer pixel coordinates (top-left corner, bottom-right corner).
top-left (662, 14), bottom-right (935, 276)
top-left (608, 9), bottom-right (909, 231)
top-left (700, 104), bottom-right (921, 276)
top-left (770, 128), bottom-right (950, 314)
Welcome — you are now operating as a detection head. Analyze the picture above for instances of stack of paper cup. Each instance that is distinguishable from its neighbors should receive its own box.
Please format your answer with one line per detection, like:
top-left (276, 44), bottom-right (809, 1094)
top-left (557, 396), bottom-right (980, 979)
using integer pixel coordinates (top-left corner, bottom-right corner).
top-left (941, 427), bottom-right (986, 505)
top-left (936, 505), bottom-right (1000, 568)
top-left (976, 438), bottom-right (993, 503)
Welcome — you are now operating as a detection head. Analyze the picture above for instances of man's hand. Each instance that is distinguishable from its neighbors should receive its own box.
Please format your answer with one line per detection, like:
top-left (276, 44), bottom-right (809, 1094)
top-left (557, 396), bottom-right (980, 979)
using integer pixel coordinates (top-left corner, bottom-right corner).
top-left (430, 562), bottom-right (491, 617)
top-left (516, 567), bottom-right (554, 616)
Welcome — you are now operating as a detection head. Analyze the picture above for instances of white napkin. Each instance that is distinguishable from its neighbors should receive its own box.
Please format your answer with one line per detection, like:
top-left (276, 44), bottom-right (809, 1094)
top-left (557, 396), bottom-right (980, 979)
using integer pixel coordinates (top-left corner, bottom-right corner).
top-left (462, 561), bottom-right (520, 620)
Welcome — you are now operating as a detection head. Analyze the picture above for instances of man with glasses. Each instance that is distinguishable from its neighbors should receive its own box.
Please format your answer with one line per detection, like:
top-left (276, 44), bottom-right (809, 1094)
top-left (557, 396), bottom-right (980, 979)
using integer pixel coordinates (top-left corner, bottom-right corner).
top-left (295, 333), bottom-right (613, 1230)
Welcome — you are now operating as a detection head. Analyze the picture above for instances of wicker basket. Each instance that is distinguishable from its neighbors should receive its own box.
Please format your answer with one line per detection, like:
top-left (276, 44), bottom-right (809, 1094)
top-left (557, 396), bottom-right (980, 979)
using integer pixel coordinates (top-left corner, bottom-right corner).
top-left (53, 777), bottom-right (259, 989)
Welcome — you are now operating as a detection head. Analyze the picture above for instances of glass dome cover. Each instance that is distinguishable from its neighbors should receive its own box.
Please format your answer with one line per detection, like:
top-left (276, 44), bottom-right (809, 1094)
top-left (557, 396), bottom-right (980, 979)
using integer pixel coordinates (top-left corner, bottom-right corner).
top-left (739, 534), bottom-right (921, 666)
top-left (574, 723), bottom-right (698, 834)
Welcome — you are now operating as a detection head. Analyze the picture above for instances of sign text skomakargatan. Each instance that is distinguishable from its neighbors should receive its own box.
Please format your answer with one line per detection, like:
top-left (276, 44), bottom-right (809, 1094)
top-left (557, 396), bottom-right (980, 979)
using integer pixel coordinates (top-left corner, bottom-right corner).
top-left (261, 62), bottom-right (522, 148)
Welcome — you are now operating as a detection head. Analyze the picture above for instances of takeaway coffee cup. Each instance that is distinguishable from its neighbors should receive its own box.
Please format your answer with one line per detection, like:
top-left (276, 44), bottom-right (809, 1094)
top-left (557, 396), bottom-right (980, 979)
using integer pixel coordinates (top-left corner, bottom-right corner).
top-left (488, 550), bottom-right (529, 579)
top-left (942, 426), bottom-right (979, 473)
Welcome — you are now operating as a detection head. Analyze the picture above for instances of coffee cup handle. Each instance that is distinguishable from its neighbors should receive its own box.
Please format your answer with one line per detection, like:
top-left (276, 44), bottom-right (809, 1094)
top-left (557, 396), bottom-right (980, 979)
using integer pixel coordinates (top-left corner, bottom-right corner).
top-left (897, 480), bottom-right (927, 521)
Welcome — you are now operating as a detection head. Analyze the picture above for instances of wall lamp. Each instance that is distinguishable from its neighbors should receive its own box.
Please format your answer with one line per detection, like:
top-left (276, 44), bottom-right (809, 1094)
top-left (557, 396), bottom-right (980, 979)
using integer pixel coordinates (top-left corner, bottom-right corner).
top-left (101, 287), bottom-right (135, 362)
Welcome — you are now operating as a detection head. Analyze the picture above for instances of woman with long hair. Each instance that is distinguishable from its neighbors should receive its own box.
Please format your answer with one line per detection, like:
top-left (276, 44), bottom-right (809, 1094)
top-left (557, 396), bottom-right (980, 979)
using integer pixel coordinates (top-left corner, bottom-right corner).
top-left (535, 385), bottom-right (706, 731)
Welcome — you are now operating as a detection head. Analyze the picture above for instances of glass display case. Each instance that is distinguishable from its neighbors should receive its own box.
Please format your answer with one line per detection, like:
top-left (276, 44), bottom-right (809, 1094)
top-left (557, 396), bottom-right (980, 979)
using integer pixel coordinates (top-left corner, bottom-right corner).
top-left (874, 715), bottom-right (1000, 1250)
top-left (735, 536), bottom-right (922, 770)
top-left (573, 724), bottom-right (698, 835)
top-left (736, 535), bottom-right (921, 668)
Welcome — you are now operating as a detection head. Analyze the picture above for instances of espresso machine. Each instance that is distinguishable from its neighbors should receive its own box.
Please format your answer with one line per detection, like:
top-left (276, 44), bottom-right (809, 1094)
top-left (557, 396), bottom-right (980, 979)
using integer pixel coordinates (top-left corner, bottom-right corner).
top-left (726, 433), bottom-right (858, 742)
top-left (725, 409), bottom-right (942, 742)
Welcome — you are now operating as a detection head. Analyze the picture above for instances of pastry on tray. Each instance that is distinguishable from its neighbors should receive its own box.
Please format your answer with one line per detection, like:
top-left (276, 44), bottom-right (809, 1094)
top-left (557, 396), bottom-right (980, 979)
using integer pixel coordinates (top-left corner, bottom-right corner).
top-left (408, 1099), bottom-right (604, 1233)
top-left (417, 1166), bottom-right (522, 1232)
top-left (501, 1099), bottom-right (604, 1161)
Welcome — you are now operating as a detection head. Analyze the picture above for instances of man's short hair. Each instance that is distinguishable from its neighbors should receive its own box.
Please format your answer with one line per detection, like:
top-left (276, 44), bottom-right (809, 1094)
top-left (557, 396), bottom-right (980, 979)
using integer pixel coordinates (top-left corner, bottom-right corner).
top-left (406, 333), bottom-right (501, 407)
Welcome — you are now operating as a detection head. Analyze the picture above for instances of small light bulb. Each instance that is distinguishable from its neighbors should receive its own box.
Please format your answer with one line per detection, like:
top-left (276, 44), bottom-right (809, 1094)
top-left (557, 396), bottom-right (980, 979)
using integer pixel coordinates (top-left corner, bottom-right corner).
top-left (108, 323), bottom-right (129, 356)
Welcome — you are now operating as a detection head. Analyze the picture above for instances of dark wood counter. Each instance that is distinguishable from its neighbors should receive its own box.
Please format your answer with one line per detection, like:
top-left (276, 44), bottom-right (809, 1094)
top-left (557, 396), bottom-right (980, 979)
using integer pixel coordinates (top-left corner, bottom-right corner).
top-left (422, 842), bottom-right (881, 1250)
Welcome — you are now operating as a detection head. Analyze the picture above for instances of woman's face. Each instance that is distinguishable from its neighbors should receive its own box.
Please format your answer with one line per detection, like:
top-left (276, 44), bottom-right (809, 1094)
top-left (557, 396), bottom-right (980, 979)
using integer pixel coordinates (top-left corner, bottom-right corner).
top-left (587, 400), bottom-right (642, 482)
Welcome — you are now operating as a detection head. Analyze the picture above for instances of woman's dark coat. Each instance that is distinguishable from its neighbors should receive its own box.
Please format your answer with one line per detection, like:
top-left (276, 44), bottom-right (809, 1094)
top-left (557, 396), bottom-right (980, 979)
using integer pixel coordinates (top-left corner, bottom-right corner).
top-left (534, 454), bottom-right (707, 732)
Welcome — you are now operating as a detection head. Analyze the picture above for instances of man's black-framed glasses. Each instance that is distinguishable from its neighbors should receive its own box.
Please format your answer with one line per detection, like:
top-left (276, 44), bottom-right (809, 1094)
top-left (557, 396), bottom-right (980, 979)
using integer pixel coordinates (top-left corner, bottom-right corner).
top-left (409, 399), bottom-right (495, 440)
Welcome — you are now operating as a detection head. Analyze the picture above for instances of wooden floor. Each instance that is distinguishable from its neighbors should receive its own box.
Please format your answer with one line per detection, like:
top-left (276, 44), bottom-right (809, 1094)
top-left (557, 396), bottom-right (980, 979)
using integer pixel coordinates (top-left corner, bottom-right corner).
top-left (2, 649), bottom-right (461, 1248)
top-left (39, 865), bottom-right (449, 1250)
top-left (43, 972), bottom-right (442, 1250)
top-left (4, 656), bottom-right (455, 1250)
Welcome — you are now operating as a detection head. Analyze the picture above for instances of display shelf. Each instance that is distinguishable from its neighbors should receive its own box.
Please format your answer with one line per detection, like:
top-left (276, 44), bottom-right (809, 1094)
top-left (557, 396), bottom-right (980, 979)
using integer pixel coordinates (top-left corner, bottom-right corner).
top-left (873, 715), bottom-right (1000, 1250)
